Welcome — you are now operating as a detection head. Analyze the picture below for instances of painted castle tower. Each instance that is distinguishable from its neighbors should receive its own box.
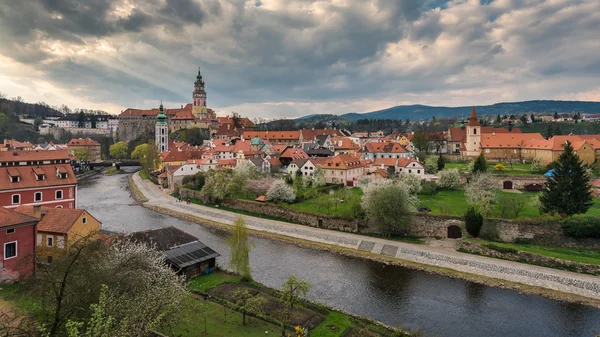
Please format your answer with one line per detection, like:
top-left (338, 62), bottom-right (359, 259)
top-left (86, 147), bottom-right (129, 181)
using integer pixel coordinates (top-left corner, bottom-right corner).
top-left (192, 68), bottom-right (209, 119)
top-left (156, 102), bottom-right (169, 153)
top-left (465, 106), bottom-right (481, 156)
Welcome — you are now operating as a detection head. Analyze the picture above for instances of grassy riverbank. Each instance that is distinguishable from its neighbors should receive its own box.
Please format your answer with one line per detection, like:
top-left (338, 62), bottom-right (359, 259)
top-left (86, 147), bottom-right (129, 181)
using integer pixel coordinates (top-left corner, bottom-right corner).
top-left (465, 238), bottom-right (600, 265)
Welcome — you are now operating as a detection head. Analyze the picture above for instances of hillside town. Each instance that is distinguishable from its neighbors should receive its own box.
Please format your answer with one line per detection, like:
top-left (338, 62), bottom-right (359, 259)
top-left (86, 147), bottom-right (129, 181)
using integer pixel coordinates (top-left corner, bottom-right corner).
top-left (2, 7), bottom-right (600, 335)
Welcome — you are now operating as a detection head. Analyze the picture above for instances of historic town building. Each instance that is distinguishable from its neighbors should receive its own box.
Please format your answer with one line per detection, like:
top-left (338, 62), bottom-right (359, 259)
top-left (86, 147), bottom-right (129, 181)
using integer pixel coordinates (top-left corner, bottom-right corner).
top-left (155, 103), bottom-right (169, 153)
top-left (0, 150), bottom-right (78, 209)
top-left (118, 68), bottom-right (216, 142)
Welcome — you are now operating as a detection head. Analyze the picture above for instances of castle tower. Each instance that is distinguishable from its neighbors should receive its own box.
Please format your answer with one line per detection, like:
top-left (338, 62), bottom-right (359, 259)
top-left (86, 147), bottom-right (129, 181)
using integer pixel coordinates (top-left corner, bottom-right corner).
top-left (156, 101), bottom-right (169, 153)
top-left (192, 67), bottom-right (208, 119)
top-left (465, 106), bottom-right (481, 156)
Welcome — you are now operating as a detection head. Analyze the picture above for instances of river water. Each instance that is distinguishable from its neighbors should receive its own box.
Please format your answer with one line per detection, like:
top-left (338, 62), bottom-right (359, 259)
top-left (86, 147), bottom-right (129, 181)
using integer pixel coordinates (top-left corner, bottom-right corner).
top-left (78, 170), bottom-right (600, 337)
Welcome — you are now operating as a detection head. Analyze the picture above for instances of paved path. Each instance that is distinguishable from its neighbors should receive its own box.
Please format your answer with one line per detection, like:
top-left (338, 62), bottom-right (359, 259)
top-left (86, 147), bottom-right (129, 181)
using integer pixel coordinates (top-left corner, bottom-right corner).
top-left (133, 173), bottom-right (600, 300)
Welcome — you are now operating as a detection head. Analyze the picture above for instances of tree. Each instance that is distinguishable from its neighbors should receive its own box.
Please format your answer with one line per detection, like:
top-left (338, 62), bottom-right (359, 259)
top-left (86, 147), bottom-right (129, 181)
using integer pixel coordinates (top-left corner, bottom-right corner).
top-left (362, 181), bottom-right (414, 237)
top-left (78, 111), bottom-right (86, 128)
top-left (544, 123), bottom-right (555, 139)
top-left (530, 114), bottom-right (536, 123)
top-left (496, 114), bottom-right (502, 124)
top-left (540, 141), bottom-right (593, 215)
top-left (234, 160), bottom-right (259, 180)
top-left (553, 111), bottom-right (559, 120)
top-left (411, 131), bottom-right (429, 153)
top-left (494, 163), bottom-right (507, 172)
top-left (131, 141), bottom-right (159, 174)
top-left (530, 157), bottom-right (545, 174)
top-left (465, 173), bottom-right (496, 216)
top-left (232, 289), bottom-right (267, 326)
top-left (226, 217), bottom-right (252, 281)
top-left (437, 169), bottom-right (460, 189)
top-left (31, 236), bottom-right (185, 337)
top-left (245, 177), bottom-right (276, 196)
top-left (396, 172), bottom-right (422, 195)
top-left (312, 166), bottom-right (326, 187)
top-left (437, 154), bottom-right (445, 171)
top-left (465, 207), bottom-right (484, 237)
top-left (201, 170), bottom-right (245, 202)
top-left (73, 148), bottom-right (90, 162)
top-left (266, 180), bottom-right (296, 203)
top-left (520, 115), bottom-right (528, 124)
top-left (109, 141), bottom-right (128, 160)
top-left (34, 116), bottom-right (44, 129)
top-left (553, 123), bottom-right (563, 136)
top-left (472, 153), bottom-right (487, 173)
top-left (424, 156), bottom-right (438, 174)
top-left (278, 275), bottom-right (311, 337)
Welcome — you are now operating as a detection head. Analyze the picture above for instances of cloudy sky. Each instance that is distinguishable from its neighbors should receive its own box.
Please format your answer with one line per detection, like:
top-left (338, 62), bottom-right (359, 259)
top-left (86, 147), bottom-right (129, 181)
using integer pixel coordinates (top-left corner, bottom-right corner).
top-left (0, 0), bottom-right (598, 118)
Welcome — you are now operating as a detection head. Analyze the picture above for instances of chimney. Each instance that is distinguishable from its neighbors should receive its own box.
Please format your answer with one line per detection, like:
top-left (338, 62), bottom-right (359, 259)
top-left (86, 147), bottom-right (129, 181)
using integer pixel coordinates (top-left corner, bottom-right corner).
top-left (181, 105), bottom-right (183, 109)
top-left (33, 205), bottom-right (42, 218)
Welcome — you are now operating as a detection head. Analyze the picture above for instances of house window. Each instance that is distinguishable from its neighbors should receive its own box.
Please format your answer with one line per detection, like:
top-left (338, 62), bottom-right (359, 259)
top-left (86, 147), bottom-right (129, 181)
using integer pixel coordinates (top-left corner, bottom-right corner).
top-left (47, 237), bottom-right (53, 247)
top-left (4, 242), bottom-right (17, 259)
top-left (35, 192), bottom-right (42, 202)
top-left (417, 170), bottom-right (421, 174)
top-left (82, 217), bottom-right (87, 224)
top-left (12, 194), bottom-right (20, 205)
top-left (474, 129), bottom-right (477, 135)
top-left (56, 205), bottom-right (63, 209)
top-left (409, 170), bottom-right (412, 173)
top-left (6, 229), bottom-right (15, 234)
top-left (56, 190), bottom-right (63, 199)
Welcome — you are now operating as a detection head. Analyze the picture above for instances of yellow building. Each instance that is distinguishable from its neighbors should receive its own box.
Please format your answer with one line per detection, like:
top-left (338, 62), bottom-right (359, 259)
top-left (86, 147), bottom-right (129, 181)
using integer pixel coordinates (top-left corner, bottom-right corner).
top-left (14, 206), bottom-right (101, 263)
top-left (522, 136), bottom-right (599, 165)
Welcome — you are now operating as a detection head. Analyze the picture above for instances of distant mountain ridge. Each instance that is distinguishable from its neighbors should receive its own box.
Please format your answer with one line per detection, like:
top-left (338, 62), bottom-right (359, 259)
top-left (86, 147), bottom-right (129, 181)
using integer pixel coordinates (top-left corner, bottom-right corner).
top-left (337, 100), bottom-right (600, 121)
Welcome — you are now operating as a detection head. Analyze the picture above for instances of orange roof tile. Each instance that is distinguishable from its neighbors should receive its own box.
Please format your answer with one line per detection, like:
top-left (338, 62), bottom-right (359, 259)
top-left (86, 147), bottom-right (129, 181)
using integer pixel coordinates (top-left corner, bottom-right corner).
top-left (0, 207), bottom-right (38, 228)
top-left (14, 206), bottom-right (99, 234)
top-left (300, 129), bottom-right (342, 141)
top-left (280, 147), bottom-right (309, 160)
top-left (68, 138), bottom-right (100, 146)
top-left (323, 154), bottom-right (366, 169)
top-left (480, 133), bottom-right (544, 149)
top-left (242, 131), bottom-right (300, 141)
top-left (0, 165), bottom-right (77, 190)
top-left (331, 137), bottom-right (360, 150)
top-left (0, 150), bottom-right (71, 163)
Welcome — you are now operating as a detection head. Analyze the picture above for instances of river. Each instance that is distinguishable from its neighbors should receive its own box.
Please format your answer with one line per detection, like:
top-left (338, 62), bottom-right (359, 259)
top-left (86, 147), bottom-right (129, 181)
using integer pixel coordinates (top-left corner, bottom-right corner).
top-left (77, 170), bottom-right (600, 337)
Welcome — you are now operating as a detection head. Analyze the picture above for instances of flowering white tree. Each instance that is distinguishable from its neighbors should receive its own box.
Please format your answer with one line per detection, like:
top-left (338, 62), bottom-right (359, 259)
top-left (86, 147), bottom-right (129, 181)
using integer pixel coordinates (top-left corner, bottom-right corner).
top-left (437, 169), bottom-right (461, 189)
top-left (234, 160), bottom-right (259, 180)
top-left (361, 181), bottom-right (414, 237)
top-left (465, 173), bottom-right (496, 216)
top-left (312, 166), bottom-right (326, 187)
top-left (99, 240), bottom-right (187, 337)
top-left (245, 177), bottom-right (276, 196)
top-left (361, 179), bottom-right (419, 211)
top-left (267, 179), bottom-right (297, 203)
top-left (396, 172), bottom-right (422, 195)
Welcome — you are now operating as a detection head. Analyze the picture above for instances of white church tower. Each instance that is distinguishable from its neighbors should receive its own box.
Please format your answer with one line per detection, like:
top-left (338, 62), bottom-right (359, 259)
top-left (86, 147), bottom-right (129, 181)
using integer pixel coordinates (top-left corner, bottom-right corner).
top-left (155, 102), bottom-right (169, 153)
top-left (465, 106), bottom-right (481, 157)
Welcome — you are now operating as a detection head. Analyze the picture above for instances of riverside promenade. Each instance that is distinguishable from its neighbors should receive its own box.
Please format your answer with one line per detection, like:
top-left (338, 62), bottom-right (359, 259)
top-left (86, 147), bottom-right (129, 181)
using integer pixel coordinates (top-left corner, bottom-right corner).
top-left (132, 172), bottom-right (600, 300)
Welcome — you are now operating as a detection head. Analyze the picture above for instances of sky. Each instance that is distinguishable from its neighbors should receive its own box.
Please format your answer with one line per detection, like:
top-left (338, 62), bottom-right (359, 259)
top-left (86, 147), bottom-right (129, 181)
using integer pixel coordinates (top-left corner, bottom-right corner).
top-left (0, 0), bottom-right (599, 119)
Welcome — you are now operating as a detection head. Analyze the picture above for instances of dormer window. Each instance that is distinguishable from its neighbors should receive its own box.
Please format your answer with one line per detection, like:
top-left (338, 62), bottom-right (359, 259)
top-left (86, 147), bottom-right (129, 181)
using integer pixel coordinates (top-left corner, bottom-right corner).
top-left (10, 176), bottom-right (19, 183)
top-left (36, 173), bottom-right (45, 181)
top-left (60, 173), bottom-right (68, 179)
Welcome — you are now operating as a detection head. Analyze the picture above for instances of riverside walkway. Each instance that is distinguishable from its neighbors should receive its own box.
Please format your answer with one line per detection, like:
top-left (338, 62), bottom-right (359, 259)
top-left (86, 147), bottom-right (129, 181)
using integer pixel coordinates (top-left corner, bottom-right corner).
top-left (132, 172), bottom-right (600, 300)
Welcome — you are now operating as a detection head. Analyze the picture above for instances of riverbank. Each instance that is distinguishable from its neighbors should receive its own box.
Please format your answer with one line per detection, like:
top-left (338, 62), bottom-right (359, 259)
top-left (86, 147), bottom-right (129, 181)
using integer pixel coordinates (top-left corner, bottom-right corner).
top-left (130, 172), bottom-right (600, 308)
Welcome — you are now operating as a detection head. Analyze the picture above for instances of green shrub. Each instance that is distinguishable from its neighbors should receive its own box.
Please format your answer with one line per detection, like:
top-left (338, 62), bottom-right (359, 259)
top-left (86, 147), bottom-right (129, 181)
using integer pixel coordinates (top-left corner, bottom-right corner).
top-left (479, 222), bottom-right (499, 241)
top-left (562, 215), bottom-right (600, 238)
top-left (419, 181), bottom-right (437, 196)
top-left (465, 207), bottom-right (484, 237)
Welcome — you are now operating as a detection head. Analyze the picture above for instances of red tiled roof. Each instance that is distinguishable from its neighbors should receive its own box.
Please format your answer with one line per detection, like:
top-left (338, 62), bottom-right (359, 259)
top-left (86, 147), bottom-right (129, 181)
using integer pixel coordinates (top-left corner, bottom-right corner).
top-left (467, 106), bottom-right (480, 127)
top-left (396, 158), bottom-right (422, 168)
top-left (0, 150), bottom-right (71, 163)
top-left (266, 158), bottom-right (282, 166)
top-left (363, 142), bottom-right (406, 153)
top-left (242, 131), bottom-right (300, 141)
top-left (218, 159), bottom-right (237, 166)
top-left (480, 133), bottom-right (545, 149)
top-left (14, 206), bottom-right (99, 234)
top-left (0, 207), bottom-right (38, 228)
top-left (331, 137), bottom-right (360, 150)
top-left (300, 129), bottom-right (342, 141)
top-left (217, 116), bottom-right (255, 128)
top-left (0, 165), bottom-right (77, 190)
top-left (371, 169), bottom-right (389, 178)
top-left (280, 147), bottom-right (308, 159)
top-left (68, 138), bottom-right (100, 146)
top-left (323, 154), bottom-right (366, 169)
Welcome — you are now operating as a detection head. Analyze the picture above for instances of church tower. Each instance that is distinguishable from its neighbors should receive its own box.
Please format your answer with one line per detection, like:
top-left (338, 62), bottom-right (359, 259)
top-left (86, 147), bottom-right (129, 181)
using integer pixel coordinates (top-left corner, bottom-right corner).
top-left (465, 106), bottom-right (481, 157)
top-left (192, 67), bottom-right (208, 119)
top-left (155, 101), bottom-right (169, 153)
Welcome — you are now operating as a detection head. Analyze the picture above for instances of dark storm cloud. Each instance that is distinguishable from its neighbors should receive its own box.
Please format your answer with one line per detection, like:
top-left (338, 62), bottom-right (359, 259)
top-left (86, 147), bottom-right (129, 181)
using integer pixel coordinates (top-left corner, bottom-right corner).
top-left (0, 0), bottom-right (598, 117)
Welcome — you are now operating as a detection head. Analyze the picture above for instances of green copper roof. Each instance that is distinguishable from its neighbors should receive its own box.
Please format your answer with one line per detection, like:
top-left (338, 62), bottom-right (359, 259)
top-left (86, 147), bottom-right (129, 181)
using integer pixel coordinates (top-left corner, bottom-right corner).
top-left (250, 137), bottom-right (264, 145)
top-left (157, 101), bottom-right (167, 125)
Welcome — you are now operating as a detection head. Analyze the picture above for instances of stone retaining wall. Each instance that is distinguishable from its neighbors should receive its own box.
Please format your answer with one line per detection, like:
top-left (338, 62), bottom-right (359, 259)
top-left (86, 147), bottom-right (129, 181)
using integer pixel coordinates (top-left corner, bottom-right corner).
top-left (177, 187), bottom-right (600, 248)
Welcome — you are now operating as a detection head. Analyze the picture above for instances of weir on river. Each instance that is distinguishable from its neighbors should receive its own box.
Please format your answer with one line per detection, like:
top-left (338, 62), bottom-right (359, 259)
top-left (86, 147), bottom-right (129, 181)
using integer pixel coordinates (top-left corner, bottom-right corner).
top-left (78, 169), bottom-right (600, 337)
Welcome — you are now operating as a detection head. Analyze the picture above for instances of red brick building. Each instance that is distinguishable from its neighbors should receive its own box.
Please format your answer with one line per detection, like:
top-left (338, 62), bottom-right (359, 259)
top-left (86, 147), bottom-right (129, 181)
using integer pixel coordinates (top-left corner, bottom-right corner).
top-left (0, 150), bottom-right (78, 209)
top-left (0, 207), bottom-right (37, 281)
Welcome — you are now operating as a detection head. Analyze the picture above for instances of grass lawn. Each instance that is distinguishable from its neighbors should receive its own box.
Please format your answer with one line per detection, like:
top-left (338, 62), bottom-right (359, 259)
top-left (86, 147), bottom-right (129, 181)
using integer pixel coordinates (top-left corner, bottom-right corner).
top-left (419, 189), bottom-right (600, 219)
top-left (282, 187), bottom-right (363, 218)
top-left (466, 238), bottom-right (600, 266)
top-left (0, 283), bottom-right (43, 315)
top-left (161, 295), bottom-right (283, 337)
top-left (310, 311), bottom-right (352, 337)
top-left (444, 162), bottom-right (540, 176)
top-left (188, 272), bottom-right (242, 293)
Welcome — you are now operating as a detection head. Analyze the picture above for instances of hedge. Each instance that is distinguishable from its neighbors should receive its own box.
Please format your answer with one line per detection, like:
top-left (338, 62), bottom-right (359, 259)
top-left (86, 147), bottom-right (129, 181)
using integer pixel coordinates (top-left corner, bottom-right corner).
top-left (562, 215), bottom-right (600, 238)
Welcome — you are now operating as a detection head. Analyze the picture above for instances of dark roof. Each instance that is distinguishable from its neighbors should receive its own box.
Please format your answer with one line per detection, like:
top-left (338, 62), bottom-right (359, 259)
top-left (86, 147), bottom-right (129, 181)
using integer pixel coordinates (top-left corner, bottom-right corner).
top-left (305, 148), bottom-right (334, 157)
top-left (126, 226), bottom-right (219, 268)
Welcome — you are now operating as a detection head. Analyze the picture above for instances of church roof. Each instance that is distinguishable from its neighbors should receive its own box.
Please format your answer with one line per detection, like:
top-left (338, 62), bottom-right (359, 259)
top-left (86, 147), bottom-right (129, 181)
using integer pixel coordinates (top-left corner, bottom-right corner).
top-left (467, 106), bottom-right (480, 127)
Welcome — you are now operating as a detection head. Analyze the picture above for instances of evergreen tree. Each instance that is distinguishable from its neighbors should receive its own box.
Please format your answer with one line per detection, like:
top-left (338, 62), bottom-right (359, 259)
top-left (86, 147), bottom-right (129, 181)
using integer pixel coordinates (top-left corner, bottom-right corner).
top-left (472, 153), bottom-right (487, 173)
top-left (530, 113), bottom-right (536, 123)
top-left (437, 153), bottom-right (445, 171)
top-left (496, 114), bottom-right (502, 124)
top-left (545, 124), bottom-right (555, 139)
top-left (553, 111), bottom-right (559, 119)
top-left (540, 141), bottom-right (593, 215)
top-left (520, 115), bottom-right (527, 124)
top-left (554, 123), bottom-right (563, 136)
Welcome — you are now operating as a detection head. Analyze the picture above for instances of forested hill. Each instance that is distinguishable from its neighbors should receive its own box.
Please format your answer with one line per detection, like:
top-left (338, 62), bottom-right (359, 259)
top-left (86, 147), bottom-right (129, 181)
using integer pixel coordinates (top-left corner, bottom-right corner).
top-left (0, 98), bottom-right (63, 118)
top-left (341, 100), bottom-right (600, 121)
